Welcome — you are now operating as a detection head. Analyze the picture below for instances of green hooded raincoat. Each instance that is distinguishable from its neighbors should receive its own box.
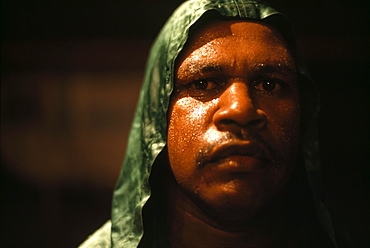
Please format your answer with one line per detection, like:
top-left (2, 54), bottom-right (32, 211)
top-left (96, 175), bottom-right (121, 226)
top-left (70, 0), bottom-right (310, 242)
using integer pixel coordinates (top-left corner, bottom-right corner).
top-left (79, 0), bottom-right (351, 247)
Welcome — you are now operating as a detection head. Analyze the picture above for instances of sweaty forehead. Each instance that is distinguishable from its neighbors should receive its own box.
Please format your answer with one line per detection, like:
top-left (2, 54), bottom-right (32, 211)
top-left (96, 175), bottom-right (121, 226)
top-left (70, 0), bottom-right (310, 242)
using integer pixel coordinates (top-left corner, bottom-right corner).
top-left (183, 20), bottom-right (287, 58)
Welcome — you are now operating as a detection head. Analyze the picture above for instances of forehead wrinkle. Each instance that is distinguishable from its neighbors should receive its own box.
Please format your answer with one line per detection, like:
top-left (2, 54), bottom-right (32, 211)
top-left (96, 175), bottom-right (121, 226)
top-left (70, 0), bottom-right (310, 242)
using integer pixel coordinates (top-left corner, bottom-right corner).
top-left (177, 21), bottom-right (295, 80)
top-left (179, 46), bottom-right (294, 79)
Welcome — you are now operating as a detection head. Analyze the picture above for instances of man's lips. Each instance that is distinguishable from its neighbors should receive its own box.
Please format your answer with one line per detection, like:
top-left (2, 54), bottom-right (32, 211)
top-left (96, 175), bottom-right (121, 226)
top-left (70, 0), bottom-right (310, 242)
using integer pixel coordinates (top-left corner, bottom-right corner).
top-left (200, 141), bottom-right (271, 167)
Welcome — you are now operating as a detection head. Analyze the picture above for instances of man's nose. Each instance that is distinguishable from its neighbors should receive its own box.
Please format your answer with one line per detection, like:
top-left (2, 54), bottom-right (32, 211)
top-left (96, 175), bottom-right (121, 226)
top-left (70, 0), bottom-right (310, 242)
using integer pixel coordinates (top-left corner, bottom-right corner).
top-left (213, 82), bottom-right (266, 130)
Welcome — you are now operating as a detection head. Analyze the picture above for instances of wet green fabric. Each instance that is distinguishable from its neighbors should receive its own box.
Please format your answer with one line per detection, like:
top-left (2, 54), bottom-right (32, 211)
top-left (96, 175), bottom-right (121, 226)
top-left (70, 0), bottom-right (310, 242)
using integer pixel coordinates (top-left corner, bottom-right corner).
top-left (79, 0), bottom-right (347, 247)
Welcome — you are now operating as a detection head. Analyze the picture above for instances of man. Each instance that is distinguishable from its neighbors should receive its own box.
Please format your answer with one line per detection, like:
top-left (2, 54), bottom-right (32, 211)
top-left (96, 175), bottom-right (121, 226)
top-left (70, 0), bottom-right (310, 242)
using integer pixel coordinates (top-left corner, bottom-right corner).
top-left (80, 0), bottom-right (349, 247)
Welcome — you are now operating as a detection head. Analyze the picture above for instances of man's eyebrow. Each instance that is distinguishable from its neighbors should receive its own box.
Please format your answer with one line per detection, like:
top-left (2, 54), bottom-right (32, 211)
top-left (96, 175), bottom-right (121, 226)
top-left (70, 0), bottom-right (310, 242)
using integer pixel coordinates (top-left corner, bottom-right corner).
top-left (256, 63), bottom-right (296, 75)
top-left (181, 63), bottom-right (296, 77)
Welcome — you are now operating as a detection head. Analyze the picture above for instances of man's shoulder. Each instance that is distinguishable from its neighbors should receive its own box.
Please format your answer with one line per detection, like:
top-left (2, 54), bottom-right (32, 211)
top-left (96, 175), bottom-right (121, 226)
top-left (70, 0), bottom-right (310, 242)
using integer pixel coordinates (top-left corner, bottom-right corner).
top-left (79, 220), bottom-right (112, 248)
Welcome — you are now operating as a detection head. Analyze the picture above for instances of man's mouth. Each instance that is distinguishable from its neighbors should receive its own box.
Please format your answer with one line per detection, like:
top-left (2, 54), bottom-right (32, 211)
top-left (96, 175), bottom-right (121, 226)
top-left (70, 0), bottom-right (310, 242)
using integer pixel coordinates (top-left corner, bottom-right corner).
top-left (198, 141), bottom-right (271, 168)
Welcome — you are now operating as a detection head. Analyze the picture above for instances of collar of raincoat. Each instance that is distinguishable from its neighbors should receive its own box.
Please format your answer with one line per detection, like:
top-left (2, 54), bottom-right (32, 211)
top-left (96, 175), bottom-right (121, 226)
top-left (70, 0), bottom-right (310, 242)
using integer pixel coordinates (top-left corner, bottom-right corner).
top-left (79, 0), bottom-right (344, 247)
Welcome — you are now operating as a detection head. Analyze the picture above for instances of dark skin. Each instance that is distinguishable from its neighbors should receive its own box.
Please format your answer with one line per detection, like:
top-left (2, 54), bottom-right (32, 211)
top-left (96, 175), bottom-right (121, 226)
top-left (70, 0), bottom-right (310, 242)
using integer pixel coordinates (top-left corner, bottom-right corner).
top-left (166, 20), bottom-right (301, 247)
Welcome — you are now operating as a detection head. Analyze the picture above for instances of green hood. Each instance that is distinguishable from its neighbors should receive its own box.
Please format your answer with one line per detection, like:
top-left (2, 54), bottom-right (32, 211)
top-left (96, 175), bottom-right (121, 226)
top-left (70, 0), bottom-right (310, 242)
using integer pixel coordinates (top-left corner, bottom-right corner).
top-left (80, 0), bottom-right (349, 247)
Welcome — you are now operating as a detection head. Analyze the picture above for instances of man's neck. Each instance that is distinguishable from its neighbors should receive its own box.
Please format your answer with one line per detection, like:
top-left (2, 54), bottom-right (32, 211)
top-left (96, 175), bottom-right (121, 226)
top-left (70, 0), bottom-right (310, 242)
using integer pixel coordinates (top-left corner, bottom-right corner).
top-left (164, 176), bottom-right (300, 248)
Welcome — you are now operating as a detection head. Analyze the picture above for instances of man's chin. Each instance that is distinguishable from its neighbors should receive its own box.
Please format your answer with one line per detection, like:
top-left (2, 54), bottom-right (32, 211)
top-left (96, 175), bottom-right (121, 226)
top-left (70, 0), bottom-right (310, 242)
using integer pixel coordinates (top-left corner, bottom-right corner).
top-left (192, 182), bottom-right (273, 223)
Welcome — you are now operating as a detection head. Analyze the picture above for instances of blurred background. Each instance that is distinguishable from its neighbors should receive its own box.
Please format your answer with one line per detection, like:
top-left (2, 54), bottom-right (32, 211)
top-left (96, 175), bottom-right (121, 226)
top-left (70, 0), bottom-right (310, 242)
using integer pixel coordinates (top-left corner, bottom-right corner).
top-left (1, 0), bottom-right (369, 247)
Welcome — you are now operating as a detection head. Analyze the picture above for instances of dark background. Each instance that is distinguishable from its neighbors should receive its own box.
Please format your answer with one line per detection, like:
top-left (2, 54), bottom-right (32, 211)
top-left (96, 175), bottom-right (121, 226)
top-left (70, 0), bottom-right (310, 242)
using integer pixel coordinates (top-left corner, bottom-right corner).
top-left (1, 0), bottom-right (369, 247)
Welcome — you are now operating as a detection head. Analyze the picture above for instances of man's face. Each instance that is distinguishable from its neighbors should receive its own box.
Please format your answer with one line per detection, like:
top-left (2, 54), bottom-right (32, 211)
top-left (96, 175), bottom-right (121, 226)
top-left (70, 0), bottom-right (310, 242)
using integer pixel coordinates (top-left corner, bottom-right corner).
top-left (167, 21), bottom-right (300, 219)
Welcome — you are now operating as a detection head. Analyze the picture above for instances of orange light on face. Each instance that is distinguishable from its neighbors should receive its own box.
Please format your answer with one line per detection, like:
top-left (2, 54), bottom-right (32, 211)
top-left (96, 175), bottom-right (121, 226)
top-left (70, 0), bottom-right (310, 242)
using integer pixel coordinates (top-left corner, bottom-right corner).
top-left (167, 21), bottom-right (300, 220)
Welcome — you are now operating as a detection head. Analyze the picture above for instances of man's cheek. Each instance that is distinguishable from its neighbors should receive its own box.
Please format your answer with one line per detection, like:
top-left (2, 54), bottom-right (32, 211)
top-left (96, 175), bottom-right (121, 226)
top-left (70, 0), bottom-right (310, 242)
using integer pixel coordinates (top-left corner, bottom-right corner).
top-left (170, 98), bottom-right (211, 132)
top-left (265, 105), bottom-right (300, 160)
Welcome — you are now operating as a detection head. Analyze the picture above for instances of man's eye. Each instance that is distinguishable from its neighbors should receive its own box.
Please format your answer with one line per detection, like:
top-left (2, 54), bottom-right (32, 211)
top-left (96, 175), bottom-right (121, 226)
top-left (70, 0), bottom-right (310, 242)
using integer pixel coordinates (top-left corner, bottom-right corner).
top-left (190, 79), bottom-right (217, 91)
top-left (253, 79), bottom-right (285, 96)
top-left (178, 79), bottom-right (223, 100)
